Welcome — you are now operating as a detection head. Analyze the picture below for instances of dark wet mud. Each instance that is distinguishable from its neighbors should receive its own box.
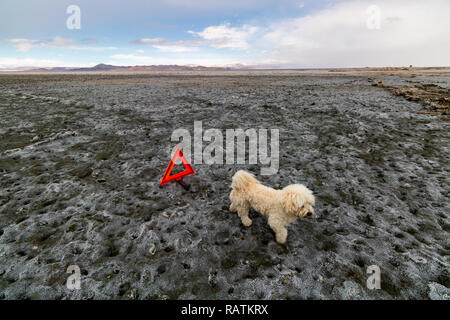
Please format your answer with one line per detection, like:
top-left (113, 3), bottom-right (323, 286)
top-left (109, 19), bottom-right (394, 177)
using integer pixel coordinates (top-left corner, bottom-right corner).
top-left (0, 72), bottom-right (449, 299)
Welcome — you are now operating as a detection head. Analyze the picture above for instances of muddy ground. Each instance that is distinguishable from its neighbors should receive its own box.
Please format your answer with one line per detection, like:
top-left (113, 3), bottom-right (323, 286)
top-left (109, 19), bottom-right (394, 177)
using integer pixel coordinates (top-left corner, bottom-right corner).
top-left (0, 72), bottom-right (449, 299)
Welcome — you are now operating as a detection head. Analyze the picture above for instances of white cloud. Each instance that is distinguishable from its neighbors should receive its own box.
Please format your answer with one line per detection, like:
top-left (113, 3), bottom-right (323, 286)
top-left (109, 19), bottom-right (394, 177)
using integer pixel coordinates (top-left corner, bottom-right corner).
top-left (0, 57), bottom-right (95, 68)
top-left (153, 45), bottom-right (199, 53)
top-left (131, 24), bottom-right (259, 51)
top-left (188, 24), bottom-right (259, 50)
top-left (9, 37), bottom-right (72, 52)
top-left (163, 0), bottom-right (281, 11)
top-left (9, 37), bottom-right (117, 52)
top-left (263, 0), bottom-right (450, 67)
top-left (5, 0), bottom-right (449, 68)
top-left (129, 38), bottom-right (165, 45)
top-left (109, 54), bottom-right (155, 65)
top-left (108, 54), bottom-right (240, 67)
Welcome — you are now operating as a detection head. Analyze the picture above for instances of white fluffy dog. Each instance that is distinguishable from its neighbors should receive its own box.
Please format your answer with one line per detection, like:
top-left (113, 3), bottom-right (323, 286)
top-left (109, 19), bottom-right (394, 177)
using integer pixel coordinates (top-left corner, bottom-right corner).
top-left (229, 170), bottom-right (315, 244)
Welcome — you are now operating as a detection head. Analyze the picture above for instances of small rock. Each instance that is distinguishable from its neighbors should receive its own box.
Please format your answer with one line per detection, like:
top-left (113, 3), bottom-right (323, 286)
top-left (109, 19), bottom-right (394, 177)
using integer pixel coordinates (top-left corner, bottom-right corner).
top-left (281, 277), bottom-right (292, 286)
top-left (127, 288), bottom-right (138, 300)
top-left (149, 243), bottom-right (156, 255)
top-left (410, 256), bottom-right (427, 264)
top-left (428, 282), bottom-right (450, 300)
top-left (208, 270), bottom-right (218, 288)
top-left (31, 136), bottom-right (39, 142)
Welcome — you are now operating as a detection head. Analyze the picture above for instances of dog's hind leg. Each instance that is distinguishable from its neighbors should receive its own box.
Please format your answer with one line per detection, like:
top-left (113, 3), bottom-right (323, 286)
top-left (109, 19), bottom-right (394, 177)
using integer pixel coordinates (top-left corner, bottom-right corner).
top-left (229, 190), bottom-right (251, 226)
top-left (238, 204), bottom-right (252, 227)
top-left (268, 216), bottom-right (288, 244)
top-left (229, 190), bottom-right (238, 212)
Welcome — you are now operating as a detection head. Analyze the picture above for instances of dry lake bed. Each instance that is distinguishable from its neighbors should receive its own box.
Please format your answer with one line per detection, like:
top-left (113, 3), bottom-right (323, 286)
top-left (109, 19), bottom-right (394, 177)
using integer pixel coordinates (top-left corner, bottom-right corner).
top-left (0, 71), bottom-right (449, 299)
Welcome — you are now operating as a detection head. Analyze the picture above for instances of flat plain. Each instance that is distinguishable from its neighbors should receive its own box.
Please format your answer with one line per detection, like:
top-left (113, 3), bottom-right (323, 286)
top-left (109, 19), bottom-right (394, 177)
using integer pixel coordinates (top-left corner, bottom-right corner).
top-left (0, 70), bottom-right (449, 299)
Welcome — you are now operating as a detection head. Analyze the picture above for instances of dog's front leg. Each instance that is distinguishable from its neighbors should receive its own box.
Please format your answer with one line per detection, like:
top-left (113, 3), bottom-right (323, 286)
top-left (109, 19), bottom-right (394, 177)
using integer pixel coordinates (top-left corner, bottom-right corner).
top-left (268, 217), bottom-right (287, 244)
top-left (238, 204), bottom-right (252, 227)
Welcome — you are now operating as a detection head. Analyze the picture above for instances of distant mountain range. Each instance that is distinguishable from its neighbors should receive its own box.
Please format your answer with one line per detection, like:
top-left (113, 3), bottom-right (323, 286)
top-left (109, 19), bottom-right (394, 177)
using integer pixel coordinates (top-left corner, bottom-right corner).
top-left (2, 64), bottom-right (448, 73)
top-left (0, 63), bottom-right (251, 72)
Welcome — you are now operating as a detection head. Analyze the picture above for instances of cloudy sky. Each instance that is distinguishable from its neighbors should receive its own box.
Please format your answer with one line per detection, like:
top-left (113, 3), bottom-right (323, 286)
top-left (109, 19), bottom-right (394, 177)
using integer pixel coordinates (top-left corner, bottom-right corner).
top-left (0, 0), bottom-right (449, 68)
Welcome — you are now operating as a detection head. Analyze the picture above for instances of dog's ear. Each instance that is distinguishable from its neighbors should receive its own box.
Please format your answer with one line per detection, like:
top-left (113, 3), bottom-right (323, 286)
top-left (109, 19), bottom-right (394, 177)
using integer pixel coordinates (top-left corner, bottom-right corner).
top-left (281, 187), bottom-right (305, 215)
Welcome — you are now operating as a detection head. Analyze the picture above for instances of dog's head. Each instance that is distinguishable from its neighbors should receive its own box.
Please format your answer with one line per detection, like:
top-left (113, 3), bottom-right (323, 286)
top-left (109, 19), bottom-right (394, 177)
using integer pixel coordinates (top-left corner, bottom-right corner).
top-left (281, 184), bottom-right (315, 219)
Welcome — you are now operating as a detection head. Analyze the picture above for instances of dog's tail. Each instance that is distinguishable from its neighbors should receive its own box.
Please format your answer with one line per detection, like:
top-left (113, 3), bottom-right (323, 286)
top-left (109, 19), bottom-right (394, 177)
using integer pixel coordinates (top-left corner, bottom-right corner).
top-left (231, 170), bottom-right (260, 191)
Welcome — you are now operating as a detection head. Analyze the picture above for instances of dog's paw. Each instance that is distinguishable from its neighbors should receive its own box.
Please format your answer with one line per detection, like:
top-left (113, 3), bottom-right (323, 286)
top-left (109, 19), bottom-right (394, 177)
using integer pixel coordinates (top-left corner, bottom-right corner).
top-left (229, 204), bottom-right (237, 212)
top-left (275, 231), bottom-right (287, 244)
top-left (242, 218), bottom-right (252, 227)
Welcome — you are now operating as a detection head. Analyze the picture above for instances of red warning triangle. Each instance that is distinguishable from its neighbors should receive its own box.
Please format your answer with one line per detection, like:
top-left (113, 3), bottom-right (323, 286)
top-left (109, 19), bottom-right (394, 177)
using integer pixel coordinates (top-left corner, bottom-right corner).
top-left (160, 146), bottom-right (195, 186)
